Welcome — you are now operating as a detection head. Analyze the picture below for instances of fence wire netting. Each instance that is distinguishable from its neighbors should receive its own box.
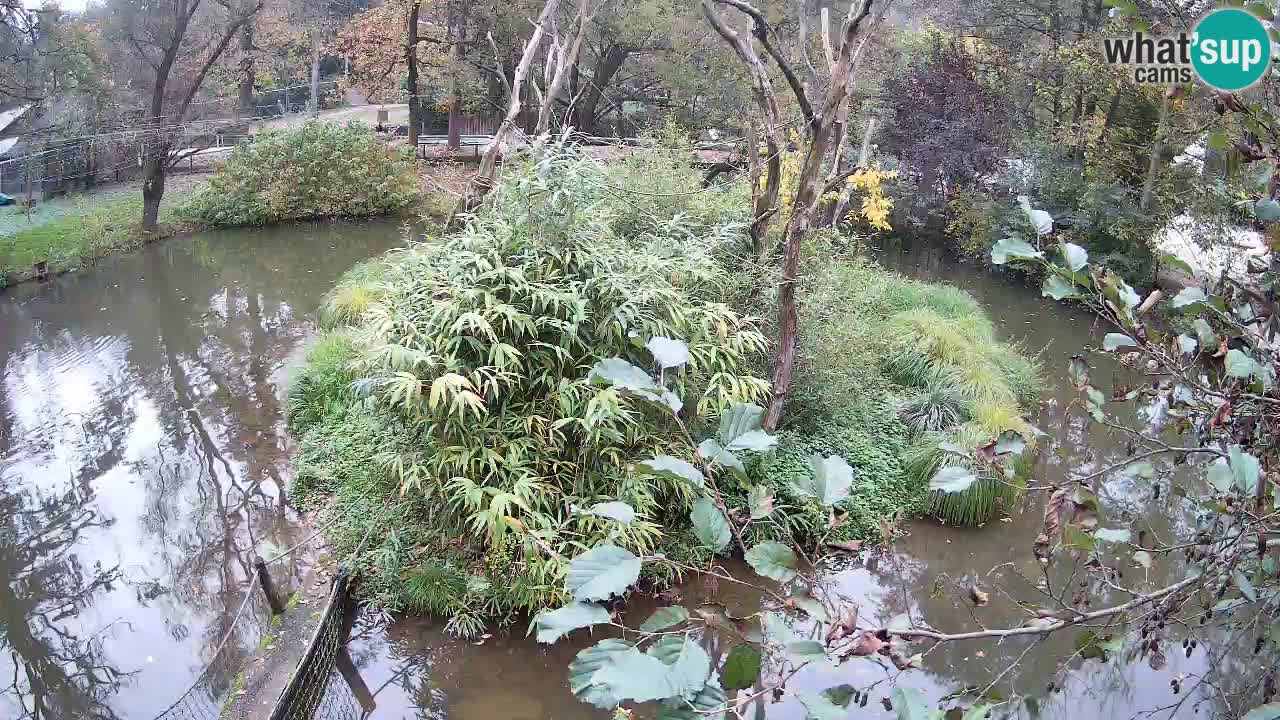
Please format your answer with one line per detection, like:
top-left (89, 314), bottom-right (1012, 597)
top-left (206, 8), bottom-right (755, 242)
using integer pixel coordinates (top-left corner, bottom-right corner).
top-left (269, 572), bottom-right (362, 720)
top-left (149, 566), bottom-right (362, 720)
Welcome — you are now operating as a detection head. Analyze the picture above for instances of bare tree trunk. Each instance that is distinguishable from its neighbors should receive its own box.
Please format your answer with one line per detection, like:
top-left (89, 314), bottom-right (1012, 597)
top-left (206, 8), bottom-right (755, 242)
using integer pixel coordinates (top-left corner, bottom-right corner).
top-left (238, 23), bottom-right (255, 119)
top-left (573, 44), bottom-right (629, 134)
top-left (448, 0), bottom-right (560, 226)
top-left (1140, 88), bottom-right (1172, 212)
top-left (142, 152), bottom-right (167, 231)
top-left (705, 0), bottom-right (882, 430)
top-left (831, 115), bottom-right (874, 224)
top-left (446, 1), bottom-right (464, 150)
top-left (309, 35), bottom-right (321, 117)
top-left (536, 0), bottom-right (593, 135)
top-left (406, 0), bottom-right (421, 146)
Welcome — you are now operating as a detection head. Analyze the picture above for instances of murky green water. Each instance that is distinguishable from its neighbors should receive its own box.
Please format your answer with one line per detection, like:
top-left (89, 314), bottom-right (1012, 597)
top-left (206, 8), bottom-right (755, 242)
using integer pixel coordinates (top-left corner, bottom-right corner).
top-left (1, 224), bottom-right (1223, 720)
top-left (343, 237), bottom-right (1220, 720)
top-left (0, 219), bottom-right (404, 719)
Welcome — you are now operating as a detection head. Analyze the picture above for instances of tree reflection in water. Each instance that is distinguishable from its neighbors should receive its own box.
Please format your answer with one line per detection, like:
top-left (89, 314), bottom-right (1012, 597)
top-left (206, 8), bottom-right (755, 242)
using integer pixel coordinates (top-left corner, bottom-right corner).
top-left (0, 477), bottom-right (127, 719)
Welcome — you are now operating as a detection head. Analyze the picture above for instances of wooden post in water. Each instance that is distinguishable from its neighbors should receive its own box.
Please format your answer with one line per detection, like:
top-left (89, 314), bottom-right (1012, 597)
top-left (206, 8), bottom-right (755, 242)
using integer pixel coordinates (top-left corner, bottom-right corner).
top-left (254, 555), bottom-right (285, 615)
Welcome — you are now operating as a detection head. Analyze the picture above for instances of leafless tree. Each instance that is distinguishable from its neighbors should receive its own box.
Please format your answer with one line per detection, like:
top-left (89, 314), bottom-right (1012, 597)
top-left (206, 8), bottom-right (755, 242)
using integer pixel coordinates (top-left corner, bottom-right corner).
top-left (117, 0), bottom-right (263, 230)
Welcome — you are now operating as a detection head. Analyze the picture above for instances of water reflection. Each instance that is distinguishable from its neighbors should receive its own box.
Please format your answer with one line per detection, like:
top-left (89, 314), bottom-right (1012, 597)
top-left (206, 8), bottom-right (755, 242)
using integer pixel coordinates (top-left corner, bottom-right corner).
top-left (341, 237), bottom-right (1224, 720)
top-left (0, 219), bottom-right (404, 718)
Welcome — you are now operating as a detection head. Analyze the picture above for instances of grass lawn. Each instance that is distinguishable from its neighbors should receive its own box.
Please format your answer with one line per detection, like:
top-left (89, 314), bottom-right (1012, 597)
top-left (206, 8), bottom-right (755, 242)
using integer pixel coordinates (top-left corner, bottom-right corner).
top-left (0, 193), bottom-right (189, 287)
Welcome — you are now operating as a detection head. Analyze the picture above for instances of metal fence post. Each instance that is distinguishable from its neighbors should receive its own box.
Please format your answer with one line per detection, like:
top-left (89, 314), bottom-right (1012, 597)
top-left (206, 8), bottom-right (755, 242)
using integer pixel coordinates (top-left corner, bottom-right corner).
top-left (254, 555), bottom-right (286, 615)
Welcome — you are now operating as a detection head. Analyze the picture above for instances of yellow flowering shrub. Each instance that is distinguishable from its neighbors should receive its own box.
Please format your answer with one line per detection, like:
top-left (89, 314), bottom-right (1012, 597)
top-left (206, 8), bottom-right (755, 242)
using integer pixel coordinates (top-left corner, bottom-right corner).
top-left (846, 164), bottom-right (897, 232)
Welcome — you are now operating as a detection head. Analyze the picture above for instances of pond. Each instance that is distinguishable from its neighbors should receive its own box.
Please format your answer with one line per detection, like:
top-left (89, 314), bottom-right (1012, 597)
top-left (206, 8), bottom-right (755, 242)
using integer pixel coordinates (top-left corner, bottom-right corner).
top-left (341, 236), bottom-right (1221, 720)
top-left (0, 223), bottom-right (1221, 720)
top-left (0, 218), bottom-right (405, 719)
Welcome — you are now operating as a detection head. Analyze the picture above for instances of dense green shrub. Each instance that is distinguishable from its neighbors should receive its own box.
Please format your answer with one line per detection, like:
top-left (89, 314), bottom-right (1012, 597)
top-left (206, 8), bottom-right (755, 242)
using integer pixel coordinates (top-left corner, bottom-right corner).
top-left (290, 140), bottom-right (768, 629)
top-left (183, 121), bottom-right (417, 226)
top-left (778, 256), bottom-right (1041, 526)
top-left (747, 401), bottom-right (922, 544)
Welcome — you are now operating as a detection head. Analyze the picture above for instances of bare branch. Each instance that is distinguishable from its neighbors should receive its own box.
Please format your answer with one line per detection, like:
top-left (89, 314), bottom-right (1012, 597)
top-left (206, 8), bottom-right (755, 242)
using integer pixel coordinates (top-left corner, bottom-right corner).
top-left (715, 0), bottom-right (814, 127)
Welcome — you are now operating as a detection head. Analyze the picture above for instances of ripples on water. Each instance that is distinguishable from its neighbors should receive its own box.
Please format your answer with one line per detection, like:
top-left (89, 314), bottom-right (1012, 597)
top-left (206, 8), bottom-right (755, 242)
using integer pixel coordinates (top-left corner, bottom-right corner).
top-left (0, 226), bottom-right (1235, 720)
top-left (0, 220), bottom-right (403, 720)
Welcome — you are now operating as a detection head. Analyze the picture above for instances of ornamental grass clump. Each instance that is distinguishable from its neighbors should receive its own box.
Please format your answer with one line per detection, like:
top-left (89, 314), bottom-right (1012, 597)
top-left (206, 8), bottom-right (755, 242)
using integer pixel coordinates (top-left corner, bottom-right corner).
top-left (290, 139), bottom-right (768, 628)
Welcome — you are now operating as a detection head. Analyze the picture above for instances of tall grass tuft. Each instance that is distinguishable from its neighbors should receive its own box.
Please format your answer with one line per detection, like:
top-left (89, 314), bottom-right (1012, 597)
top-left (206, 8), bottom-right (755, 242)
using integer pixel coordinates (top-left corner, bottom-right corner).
top-left (786, 257), bottom-right (1041, 526)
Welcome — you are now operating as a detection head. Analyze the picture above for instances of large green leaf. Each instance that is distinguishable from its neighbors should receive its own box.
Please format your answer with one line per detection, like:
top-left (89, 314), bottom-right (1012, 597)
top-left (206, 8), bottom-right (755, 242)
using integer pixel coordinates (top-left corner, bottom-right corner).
top-left (1102, 333), bottom-right (1137, 351)
top-left (929, 465), bottom-right (977, 494)
top-left (646, 636), bottom-right (712, 699)
top-left (691, 497), bottom-right (732, 552)
top-left (1169, 287), bottom-right (1207, 309)
top-left (1042, 274), bottom-right (1078, 300)
top-left (726, 430), bottom-right (777, 452)
top-left (1160, 252), bottom-right (1195, 276)
top-left (639, 455), bottom-right (705, 489)
top-left (717, 403), bottom-right (776, 451)
top-left (646, 336), bottom-right (691, 369)
top-left (568, 639), bottom-right (634, 708)
top-left (718, 402), bottom-right (766, 443)
top-left (994, 430), bottom-right (1026, 455)
top-left (1060, 242), bottom-right (1088, 271)
top-left (567, 544), bottom-right (642, 602)
top-left (1093, 528), bottom-right (1132, 543)
top-left (1233, 570), bottom-right (1258, 602)
top-left (787, 639), bottom-right (828, 663)
top-left (640, 606), bottom-right (690, 633)
top-left (1194, 318), bottom-right (1218, 346)
top-left (991, 237), bottom-right (1044, 265)
top-left (721, 643), bottom-right (762, 690)
top-left (1177, 334), bottom-right (1198, 355)
top-left (1208, 457), bottom-right (1234, 492)
top-left (588, 358), bottom-right (657, 390)
top-left (1230, 445), bottom-right (1261, 494)
top-left (1255, 198), bottom-right (1280, 222)
top-left (748, 484), bottom-right (775, 519)
top-left (657, 679), bottom-right (727, 720)
top-left (586, 501), bottom-right (636, 525)
top-left (582, 646), bottom-right (685, 705)
top-left (792, 454), bottom-right (853, 506)
top-left (799, 687), bottom-right (856, 720)
top-left (1226, 349), bottom-right (1261, 379)
top-left (745, 541), bottom-right (800, 583)
top-left (892, 687), bottom-right (944, 720)
top-left (530, 602), bottom-right (611, 643)
top-left (697, 439), bottom-right (747, 479)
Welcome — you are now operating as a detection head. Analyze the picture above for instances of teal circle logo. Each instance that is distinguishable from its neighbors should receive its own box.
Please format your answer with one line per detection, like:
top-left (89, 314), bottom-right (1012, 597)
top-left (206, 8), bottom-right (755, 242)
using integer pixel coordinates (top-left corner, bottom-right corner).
top-left (1191, 8), bottom-right (1272, 91)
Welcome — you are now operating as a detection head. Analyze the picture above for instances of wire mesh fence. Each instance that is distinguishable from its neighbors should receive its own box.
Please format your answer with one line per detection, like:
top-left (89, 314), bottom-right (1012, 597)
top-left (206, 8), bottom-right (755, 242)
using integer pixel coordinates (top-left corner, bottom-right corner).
top-left (268, 571), bottom-right (365, 720)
